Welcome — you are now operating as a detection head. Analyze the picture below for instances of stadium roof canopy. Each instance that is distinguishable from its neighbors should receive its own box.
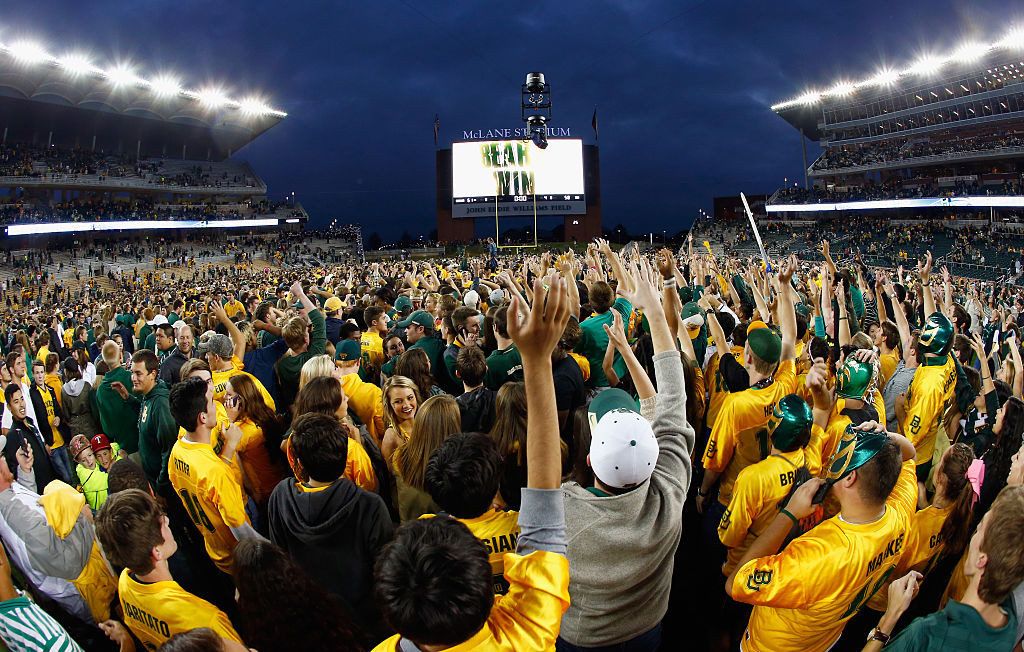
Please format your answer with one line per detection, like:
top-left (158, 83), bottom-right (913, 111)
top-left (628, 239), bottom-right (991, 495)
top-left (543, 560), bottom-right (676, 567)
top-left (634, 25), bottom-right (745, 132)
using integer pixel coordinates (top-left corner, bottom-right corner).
top-left (772, 27), bottom-right (1024, 140)
top-left (0, 40), bottom-right (286, 160)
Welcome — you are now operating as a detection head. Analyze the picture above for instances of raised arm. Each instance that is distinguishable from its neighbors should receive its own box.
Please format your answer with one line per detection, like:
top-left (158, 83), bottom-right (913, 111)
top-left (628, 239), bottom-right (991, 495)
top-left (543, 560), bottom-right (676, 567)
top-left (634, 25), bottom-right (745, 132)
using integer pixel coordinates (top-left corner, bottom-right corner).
top-left (597, 238), bottom-right (635, 297)
top-left (209, 298), bottom-right (246, 362)
top-left (605, 311), bottom-right (655, 401)
top-left (508, 274), bottom-right (571, 490)
top-left (777, 256), bottom-right (798, 362)
top-left (835, 284), bottom-right (852, 347)
top-left (882, 272), bottom-right (913, 359)
top-left (919, 251), bottom-right (936, 318)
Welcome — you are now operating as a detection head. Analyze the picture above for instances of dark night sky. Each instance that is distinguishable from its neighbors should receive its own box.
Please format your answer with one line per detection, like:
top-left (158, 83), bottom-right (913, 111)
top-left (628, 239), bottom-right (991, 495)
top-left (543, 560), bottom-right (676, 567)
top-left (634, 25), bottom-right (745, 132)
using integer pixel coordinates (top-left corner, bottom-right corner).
top-left (4, 1), bottom-right (1021, 237)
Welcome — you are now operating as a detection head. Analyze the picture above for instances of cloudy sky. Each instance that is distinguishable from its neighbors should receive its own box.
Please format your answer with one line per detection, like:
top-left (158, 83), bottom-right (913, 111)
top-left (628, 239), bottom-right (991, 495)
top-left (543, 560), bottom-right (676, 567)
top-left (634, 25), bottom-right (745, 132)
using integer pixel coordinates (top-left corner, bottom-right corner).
top-left (4, 0), bottom-right (1021, 236)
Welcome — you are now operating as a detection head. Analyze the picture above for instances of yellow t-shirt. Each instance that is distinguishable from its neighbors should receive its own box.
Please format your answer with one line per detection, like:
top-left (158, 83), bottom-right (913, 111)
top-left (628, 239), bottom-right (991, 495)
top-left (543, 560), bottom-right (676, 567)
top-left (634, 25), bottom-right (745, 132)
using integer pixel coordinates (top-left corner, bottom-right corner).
top-left (879, 351), bottom-right (900, 390)
top-left (345, 436), bottom-right (379, 493)
top-left (35, 346), bottom-right (51, 365)
top-left (704, 360), bottom-right (798, 505)
top-left (223, 300), bottom-right (245, 319)
top-left (234, 418), bottom-right (287, 503)
top-left (118, 569), bottom-right (241, 650)
top-left (422, 508), bottom-right (521, 594)
top-left (167, 438), bottom-right (250, 574)
top-left (730, 460), bottom-right (918, 652)
top-left (900, 354), bottom-right (957, 465)
top-left (45, 374), bottom-right (64, 407)
top-left (371, 550), bottom-right (569, 652)
top-left (718, 447), bottom-right (823, 576)
top-left (34, 385), bottom-right (63, 448)
top-left (341, 373), bottom-right (386, 442)
top-left (361, 331), bottom-right (385, 369)
top-left (211, 364), bottom-right (275, 412)
top-left (866, 503), bottom-right (950, 611)
top-left (705, 346), bottom-right (745, 435)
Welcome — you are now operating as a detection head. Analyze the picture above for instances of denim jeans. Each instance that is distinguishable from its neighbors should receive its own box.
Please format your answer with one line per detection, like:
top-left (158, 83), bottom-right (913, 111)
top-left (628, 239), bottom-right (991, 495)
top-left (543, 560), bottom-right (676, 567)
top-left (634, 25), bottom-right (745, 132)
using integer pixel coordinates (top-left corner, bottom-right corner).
top-left (556, 623), bottom-right (662, 652)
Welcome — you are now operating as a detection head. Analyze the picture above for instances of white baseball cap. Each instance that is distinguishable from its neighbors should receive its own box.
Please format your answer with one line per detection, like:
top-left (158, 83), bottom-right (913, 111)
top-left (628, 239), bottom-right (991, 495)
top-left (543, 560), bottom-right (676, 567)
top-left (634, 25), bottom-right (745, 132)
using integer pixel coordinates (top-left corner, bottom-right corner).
top-left (588, 389), bottom-right (658, 489)
top-left (463, 290), bottom-right (480, 308)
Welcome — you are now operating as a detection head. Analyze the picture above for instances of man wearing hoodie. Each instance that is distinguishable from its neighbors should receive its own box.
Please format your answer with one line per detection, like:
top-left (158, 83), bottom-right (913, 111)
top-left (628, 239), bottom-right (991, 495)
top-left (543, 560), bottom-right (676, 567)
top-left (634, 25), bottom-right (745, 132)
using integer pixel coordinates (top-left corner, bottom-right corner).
top-left (268, 412), bottom-right (393, 641)
top-left (559, 259), bottom-right (694, 652)
top-left (110, 349), bottom-right (176, 495)
top-left (95, 341), bottom-right (141, 457)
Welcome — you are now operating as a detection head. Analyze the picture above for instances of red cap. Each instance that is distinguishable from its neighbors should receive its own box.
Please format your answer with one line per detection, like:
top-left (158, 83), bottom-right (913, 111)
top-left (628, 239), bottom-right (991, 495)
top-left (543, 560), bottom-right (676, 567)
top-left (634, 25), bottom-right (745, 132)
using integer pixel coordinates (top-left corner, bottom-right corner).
top-left (90, 434), bottom-right (112, 452)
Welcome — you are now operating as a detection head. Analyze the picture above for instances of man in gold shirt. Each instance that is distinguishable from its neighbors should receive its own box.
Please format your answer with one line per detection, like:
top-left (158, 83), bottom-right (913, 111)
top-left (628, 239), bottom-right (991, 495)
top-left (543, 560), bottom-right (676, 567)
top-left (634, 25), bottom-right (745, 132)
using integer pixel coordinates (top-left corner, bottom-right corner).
top-left (167, 377), bottom-right (262, 575)
top-left (698, 257), bottom-right (800, 524)
top-left (95, 489), bottom-right (242, 650)
top-left (726, 421), bottom-right (918, 652)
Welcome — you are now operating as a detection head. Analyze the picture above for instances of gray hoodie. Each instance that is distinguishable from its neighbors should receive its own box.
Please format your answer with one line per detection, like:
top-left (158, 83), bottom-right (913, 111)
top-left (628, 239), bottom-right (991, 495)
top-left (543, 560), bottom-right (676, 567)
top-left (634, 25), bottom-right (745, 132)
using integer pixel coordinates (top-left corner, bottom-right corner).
top-left (560, 350), bottom-right (694, 646)
top-left (61, 379), bottom-right (100, 439)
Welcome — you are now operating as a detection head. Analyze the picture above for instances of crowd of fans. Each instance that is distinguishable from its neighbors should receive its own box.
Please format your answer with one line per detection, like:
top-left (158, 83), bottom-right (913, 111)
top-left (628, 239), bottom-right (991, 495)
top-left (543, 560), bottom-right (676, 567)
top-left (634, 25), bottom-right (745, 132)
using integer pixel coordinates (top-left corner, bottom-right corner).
top-left (0, 235), bottom-right (1022, 651)
top-left (773, 177), bottom-right (1024, 205)
top-left (0, 198), bottom-right (303, 226)
top-left (0, 142), bottom-right (261, 189)
top-left (812, 132), bottom-right (1024, 172)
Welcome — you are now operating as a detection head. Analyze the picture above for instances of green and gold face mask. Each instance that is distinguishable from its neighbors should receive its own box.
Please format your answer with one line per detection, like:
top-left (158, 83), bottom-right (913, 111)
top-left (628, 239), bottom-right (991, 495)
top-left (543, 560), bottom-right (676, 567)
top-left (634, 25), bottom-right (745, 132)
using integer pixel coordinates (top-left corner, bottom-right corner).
top-left (919, 311), bottom-right (953, 356)
top-left (825, 425), bottom-right (888, 482)
top-left (836, 358), bottom-right (874, 400)
top-left (769, 394), bottom-right (813, 451)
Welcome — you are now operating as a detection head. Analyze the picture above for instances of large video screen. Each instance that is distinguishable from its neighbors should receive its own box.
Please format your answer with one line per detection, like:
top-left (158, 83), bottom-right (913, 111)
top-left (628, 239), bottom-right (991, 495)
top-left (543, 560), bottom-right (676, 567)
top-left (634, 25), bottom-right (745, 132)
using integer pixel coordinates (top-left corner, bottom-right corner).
top-left (451, 139), bottom-right (585, 219)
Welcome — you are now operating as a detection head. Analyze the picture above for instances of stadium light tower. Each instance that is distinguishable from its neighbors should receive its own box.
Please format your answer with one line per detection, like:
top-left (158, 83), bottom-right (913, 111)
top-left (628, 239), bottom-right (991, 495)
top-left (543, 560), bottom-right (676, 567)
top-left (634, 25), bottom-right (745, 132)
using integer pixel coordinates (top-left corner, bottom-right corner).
top-left (522, 72), bottom-right (551, 149)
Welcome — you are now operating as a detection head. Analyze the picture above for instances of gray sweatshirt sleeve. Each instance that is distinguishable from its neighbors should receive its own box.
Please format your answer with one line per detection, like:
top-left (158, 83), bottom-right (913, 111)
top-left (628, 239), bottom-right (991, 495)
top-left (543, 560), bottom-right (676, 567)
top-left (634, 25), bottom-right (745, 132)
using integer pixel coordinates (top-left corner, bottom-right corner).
top-left (650, 350), bottom-right (695, 496)
top-left (0, 489), bottom-right (92, 580)
top-left (516, 488), bottom-right (566, 556)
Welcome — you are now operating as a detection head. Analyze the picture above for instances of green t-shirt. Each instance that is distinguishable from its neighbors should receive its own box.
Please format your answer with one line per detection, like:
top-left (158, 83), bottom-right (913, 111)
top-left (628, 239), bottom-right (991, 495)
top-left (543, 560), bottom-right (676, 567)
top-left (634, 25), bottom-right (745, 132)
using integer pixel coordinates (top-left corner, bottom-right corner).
top-left (409, 335), bottom-right (446, 379)
top-left (484, 344), bottom-right (524, 390)
top-left (576, 297), bottom-right (633, 388)
top-left (885, 596), bottom-right (1017, 652)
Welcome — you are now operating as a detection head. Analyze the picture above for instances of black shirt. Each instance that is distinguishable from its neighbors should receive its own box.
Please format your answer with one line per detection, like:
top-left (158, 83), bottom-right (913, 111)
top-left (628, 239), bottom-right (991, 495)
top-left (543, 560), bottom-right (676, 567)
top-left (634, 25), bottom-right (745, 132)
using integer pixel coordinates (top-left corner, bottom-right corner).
top-left (456, 386), bottom-right (497, 433)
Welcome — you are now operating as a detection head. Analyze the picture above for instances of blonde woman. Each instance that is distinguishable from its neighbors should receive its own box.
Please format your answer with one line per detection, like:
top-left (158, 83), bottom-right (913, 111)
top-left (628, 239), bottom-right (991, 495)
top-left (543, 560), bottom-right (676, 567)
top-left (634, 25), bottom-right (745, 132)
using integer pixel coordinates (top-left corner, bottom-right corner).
top-left (381, 376), bottom-right (420, 462)
top-left (392, 394), bottom-right (461, 521)
top-left (299, 354), bottom-right (343, 390)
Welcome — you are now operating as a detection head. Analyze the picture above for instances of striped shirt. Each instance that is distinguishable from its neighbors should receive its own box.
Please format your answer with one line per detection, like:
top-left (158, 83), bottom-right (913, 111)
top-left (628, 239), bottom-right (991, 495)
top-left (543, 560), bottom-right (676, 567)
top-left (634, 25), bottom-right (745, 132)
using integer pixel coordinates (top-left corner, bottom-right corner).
top-left (0, 593), bottom-right (83, 652)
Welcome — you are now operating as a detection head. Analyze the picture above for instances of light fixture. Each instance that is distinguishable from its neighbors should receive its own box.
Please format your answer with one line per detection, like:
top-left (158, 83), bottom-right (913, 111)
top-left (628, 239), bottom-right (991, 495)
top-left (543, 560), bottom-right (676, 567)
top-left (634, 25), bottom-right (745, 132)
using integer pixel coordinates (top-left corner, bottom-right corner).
top-left (8, 41), bottom-right (51, 64)
top-left (238, 97), bottom-right (270, 115)
top-left (521, 72), bottom-right (551, 149)
top-left (149, 75), bottom-right (181, 98)
top-left (106, 65), bottom-right (140, 87)
top-left (954, 42), bottom-right (990, 62)
top-left (196, 88), bottom-right (228, 108)
top-left (906, 55), bottom-right (945, 75)
top-left (57, 53), bottom-right (97, 76)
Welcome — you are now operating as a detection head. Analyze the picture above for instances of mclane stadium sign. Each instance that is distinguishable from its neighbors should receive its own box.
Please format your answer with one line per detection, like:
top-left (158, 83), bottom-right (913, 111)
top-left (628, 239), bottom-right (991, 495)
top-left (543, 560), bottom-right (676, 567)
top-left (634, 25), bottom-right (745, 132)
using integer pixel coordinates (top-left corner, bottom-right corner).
top-left (461, 127), bottom-right (573, 140)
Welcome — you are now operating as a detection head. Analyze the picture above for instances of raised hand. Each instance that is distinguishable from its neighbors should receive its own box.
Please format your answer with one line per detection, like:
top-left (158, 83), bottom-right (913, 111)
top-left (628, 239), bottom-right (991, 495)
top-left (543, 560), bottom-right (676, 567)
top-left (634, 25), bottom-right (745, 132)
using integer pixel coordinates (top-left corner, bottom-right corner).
top-left (603, 310), bottom-right (629, 352)
top-left (657, 248), bottom-right (676, 280)
top-left (917, 251), bottom-right (932, 283)
top-left (508, 276), bottom-right (571, 362)
top-left (620, 258), bottom-right (664, 315)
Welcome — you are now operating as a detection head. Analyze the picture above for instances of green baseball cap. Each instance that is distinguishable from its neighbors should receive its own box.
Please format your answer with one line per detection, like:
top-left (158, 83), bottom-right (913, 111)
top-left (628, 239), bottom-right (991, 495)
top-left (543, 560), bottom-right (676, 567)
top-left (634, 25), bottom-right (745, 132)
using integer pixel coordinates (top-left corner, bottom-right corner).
top-left (397, 310), bottom-right (434, 330)
top-left (748, 327), bottom-right (781, 364)
top-left (395, 296), bottom-right (413, 313)
top-left (336, 339), bottom-right (362, 362)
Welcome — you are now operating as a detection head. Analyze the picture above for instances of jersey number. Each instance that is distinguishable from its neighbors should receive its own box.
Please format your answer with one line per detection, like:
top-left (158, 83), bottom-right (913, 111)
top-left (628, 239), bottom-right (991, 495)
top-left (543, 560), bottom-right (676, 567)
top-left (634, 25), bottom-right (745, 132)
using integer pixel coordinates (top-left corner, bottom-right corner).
top-left (839, 567), bottom-right (895, 621)
top-left (179, 489), bottom-right (215, 532)
top-left (755, 428), bottom-right (770, 459)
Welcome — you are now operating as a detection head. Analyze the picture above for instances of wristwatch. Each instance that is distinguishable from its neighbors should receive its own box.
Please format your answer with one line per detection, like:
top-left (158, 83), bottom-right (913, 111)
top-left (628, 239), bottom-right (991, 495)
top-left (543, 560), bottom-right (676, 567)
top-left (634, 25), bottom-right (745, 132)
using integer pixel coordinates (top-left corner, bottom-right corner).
top-left (866, 627), bottom-right (890, 645)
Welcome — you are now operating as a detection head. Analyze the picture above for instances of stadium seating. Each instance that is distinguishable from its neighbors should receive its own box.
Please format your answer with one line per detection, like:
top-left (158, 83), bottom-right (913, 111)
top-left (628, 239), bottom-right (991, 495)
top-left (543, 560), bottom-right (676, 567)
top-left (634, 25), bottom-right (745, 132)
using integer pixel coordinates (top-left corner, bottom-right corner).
top-left (811, 132), bottom-right (1024, 173)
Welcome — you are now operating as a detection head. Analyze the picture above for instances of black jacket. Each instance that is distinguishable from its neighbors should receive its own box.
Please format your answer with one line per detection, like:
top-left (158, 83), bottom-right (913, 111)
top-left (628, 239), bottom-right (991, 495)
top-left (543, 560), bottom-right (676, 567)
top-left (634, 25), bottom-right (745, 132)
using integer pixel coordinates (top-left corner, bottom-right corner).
top-left (159, 346), bottom-right (195, 386)
top-left (3, 416), bottom-right (56, 490)
top-left (267, 476), bottom-right (394, 640)
top-left (28, 384), bottom-right (66, 449)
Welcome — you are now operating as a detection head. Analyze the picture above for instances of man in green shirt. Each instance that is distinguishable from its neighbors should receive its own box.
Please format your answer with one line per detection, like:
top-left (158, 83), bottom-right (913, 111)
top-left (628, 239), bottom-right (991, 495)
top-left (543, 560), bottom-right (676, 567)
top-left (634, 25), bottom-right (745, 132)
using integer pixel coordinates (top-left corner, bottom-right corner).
top-left (398, 310), bottom-right (446, 378)
top-left (576, 281), bottom-right (632, 388)
top-left (95, 340), bottom-right (141, 455)
top-left (484, 305), bottom-right (523, 390)
top-left (111, 349), bottom-right (177, 495)
top-left (864, 485), bottom-right (1024, 651)
top-left (275, 282), bottom-right (326, 411)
